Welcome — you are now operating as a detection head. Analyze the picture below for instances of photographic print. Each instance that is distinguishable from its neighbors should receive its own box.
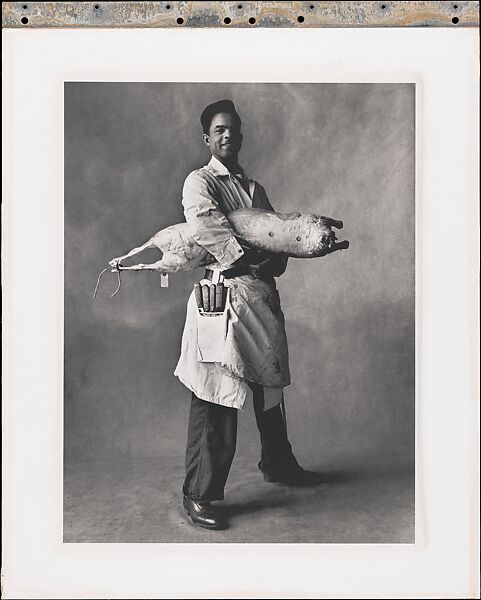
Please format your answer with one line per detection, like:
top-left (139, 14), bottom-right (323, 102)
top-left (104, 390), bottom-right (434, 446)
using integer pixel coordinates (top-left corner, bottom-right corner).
top-left (63, 82), bottom-right (415, 543)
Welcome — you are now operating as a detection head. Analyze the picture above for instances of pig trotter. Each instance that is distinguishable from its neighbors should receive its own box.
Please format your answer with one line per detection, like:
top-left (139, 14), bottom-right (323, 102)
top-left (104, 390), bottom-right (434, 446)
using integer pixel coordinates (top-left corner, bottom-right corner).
top-left (320, 216), bottom-right (343, 230)
top-left (318, 239), bottom-right (349, 257)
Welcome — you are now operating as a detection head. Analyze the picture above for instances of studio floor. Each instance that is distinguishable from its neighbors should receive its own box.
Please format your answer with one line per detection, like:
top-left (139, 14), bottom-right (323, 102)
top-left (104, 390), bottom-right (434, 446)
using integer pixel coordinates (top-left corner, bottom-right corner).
top-left (64, 452), bottom-right (414, 544)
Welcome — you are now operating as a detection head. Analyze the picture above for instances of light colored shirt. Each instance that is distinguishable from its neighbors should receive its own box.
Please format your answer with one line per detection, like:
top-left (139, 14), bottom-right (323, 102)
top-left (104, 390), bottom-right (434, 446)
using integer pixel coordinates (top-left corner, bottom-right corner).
top-left (174, 156), bottom-right (290, 410)
top-left (181, 156), bottom-right (272, 268)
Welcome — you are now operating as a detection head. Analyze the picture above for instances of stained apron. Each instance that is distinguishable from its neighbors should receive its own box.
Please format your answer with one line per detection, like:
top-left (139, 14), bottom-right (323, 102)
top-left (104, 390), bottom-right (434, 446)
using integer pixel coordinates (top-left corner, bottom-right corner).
top-left (174, 273), bottom-right (290, 411)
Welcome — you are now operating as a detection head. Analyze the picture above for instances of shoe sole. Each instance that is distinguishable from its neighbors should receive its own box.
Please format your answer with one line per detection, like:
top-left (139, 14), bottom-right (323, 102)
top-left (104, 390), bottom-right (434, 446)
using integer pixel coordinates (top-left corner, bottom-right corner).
top-left (262, 474), bottom-right (283, 483)
top-left (262, 473), bottom-right (323, 486)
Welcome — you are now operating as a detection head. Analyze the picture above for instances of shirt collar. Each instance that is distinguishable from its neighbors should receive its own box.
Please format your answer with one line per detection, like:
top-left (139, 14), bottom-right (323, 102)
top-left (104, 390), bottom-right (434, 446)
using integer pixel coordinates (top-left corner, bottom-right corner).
top-left (207, 155), bottom-right (252, 181)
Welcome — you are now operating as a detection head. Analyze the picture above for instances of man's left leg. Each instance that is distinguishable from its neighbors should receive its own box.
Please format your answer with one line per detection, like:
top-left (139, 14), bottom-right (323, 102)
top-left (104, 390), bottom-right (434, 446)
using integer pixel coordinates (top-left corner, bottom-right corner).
top-left (252, 384), bottom-right (322, 485)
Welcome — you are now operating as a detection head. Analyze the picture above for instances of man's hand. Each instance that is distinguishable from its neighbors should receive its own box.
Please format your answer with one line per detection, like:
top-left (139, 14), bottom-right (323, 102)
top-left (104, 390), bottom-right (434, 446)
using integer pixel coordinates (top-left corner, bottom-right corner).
top-left (233, 247), bottom-right (287, 279)
top-left (250, 254), bottom-right (288, 278)
top-left (249, 257), bottom-right (272, 279)
top-left (264, 254), bottom-right (288, 277)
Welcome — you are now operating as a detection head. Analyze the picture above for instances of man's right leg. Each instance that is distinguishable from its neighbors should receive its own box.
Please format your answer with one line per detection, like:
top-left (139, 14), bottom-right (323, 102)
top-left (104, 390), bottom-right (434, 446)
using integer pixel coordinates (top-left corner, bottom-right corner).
top-left (182, 393), bottom-right (237, 529)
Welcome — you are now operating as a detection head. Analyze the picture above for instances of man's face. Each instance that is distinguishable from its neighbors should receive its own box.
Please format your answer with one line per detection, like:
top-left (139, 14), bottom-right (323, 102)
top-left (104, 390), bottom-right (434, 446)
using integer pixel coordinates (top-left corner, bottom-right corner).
top-left (203, 112), bottom-right (243, 163)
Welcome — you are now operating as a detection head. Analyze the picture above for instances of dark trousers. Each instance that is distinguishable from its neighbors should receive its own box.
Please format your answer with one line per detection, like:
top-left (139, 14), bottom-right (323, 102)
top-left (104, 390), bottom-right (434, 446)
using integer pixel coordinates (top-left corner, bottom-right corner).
top-left (183, 384), bottom-right (300, 502)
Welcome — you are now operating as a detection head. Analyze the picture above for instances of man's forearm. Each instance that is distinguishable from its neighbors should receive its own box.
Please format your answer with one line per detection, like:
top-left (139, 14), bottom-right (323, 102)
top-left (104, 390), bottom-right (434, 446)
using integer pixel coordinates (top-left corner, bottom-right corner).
top-left (224, 252), bottom-right (288, 279)
top-left (182, 172), bottom-right (245, 269)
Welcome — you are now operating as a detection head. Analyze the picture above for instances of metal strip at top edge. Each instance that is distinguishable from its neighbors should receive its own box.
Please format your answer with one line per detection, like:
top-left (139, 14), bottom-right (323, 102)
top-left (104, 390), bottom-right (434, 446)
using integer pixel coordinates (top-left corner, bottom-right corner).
top-left (2, 1), bottom-right (480, 29)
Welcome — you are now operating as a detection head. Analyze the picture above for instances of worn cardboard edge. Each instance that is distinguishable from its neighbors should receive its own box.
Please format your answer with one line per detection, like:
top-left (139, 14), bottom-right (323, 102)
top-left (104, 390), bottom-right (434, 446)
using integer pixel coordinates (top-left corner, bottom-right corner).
top-left (2, 1), bottom-right (480, 28)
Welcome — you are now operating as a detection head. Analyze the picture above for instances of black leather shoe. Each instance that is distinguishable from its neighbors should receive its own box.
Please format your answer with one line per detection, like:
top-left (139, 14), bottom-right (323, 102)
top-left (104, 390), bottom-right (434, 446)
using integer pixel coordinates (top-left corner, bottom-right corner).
top-left (183, 496), bottom-right (228, 530)
top-left (258, 461), bottom-right (323, 486)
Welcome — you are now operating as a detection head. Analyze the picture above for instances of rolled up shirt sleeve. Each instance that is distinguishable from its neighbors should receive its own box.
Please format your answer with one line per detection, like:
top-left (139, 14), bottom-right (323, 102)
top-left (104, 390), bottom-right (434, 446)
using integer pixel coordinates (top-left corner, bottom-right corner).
top-left (182, 171), bottom-right (245, 269)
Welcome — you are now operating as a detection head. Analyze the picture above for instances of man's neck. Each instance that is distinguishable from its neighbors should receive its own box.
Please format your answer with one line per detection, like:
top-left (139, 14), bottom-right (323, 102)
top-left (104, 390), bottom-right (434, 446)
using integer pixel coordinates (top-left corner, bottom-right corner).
top-left (213, 155), bottom-right (240, 174)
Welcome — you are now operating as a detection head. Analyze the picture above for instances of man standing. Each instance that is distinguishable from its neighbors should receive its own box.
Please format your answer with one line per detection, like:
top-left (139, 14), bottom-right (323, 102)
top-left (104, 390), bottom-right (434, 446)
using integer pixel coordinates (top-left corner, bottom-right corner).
top-left (174, 100), bottom-right (319, 531)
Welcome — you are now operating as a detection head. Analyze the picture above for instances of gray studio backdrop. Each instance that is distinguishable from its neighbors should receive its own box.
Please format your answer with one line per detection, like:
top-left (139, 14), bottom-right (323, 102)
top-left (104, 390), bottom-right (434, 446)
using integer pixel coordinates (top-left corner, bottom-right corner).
top-left (65, 83), bottom-right (415, 470)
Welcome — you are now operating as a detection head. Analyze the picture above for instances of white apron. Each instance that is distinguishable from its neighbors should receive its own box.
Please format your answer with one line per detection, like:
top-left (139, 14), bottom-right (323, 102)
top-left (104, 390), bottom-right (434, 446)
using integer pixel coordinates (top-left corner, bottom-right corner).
top-left (174, 273), bottom-right (290, 410)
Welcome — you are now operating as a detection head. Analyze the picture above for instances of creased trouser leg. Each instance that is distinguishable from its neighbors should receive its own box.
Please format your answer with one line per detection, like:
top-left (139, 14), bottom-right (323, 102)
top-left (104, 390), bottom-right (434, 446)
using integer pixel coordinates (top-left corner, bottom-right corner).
top-left (183, 387), bottom-right (301, 502)
top-left (251, 383), bottom-right (301, 477)
top-left (183, 393), bottom-right (237, 502)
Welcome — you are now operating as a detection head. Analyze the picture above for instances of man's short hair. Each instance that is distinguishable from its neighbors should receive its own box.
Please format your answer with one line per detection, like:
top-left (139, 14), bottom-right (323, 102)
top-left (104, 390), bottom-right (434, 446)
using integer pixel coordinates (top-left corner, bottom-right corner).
top-left (200, 99), bottom-right (241, 134)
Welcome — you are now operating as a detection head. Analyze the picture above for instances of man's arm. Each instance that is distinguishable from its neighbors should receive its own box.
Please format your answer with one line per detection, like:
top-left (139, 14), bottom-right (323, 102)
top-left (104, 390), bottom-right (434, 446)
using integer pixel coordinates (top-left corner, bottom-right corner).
top-left (182, 171), bottom-right (245, 270)
top-left (183, 171), bottom-right (287, 278)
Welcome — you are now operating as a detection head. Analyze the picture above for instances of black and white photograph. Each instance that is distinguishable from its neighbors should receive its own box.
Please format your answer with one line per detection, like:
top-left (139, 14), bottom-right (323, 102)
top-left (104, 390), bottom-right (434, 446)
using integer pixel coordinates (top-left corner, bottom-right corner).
top-left (4, 12), bottom-right (479, 597)
top-left (64, 82), bottom-right (415, 543)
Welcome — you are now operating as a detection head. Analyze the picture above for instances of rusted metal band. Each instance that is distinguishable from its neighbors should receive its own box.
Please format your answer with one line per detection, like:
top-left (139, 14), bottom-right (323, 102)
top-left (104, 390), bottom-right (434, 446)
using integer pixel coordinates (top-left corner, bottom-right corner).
top-left (2, 1), bottom-right (479, 29)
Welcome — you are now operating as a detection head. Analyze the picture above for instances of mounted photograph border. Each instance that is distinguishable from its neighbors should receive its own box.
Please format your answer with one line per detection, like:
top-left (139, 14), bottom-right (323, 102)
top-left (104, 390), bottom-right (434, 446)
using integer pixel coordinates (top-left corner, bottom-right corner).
top-left (2, 3), bottom-right (479, 598)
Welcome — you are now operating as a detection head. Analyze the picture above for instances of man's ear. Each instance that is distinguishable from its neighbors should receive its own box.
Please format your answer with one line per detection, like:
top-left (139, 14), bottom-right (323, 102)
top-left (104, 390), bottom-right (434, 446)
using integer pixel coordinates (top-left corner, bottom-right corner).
top-left (202, 133), bottom-right (210, 148)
